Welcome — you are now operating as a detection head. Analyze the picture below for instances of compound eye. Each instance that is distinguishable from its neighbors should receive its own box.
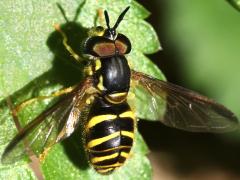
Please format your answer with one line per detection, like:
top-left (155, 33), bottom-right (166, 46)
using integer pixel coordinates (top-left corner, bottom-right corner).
top-left (83, 36), bottom-right (115, 57)
top-left (115, 33), bottom-right (131, 54)
top-left (83, 35), bottom-right (131, 57)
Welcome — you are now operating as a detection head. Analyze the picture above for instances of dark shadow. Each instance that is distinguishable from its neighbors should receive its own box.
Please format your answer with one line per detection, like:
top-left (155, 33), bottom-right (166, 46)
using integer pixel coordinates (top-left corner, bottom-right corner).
top-left (0, 2), bottom-right (92, 172)
top-left (61, 125), bottom-right (89, 170)
top-left (46, 2), bottom-right (91, 170)
top-left (47, 21), bottom-right (88, 87)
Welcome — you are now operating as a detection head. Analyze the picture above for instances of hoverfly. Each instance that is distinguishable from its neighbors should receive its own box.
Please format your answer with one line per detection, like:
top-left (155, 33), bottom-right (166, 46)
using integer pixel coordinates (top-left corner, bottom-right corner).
top-left (1, 6), bottom-right (238, 175)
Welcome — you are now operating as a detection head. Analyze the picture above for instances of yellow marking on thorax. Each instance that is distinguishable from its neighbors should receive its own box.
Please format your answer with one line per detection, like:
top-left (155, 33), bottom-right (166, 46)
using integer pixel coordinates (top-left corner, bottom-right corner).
top-left (119, 111), bottom-right (135, 120)
top-left (120, 151), bottom-right (129, 159)
top-left (87, 114), bottom-right (117, 129)
top-left (109, 92), bottom-right (127, 98)
top-left (97, 75), bottom-right (105, 91)
top-left (84, 66), bottom-right (93, 76)
top-left (86, 95), bottom-right (95, 105)
top-left (95, 59), bottom-right (101, 71)
top-left (91, 152), bottom-right (119, 164)
top-left (105, 92), bottom-right (127, 104)
top-left (87, 132), bottom-right (120, 148)
top-left (121, 131), bottom-right (134, 139)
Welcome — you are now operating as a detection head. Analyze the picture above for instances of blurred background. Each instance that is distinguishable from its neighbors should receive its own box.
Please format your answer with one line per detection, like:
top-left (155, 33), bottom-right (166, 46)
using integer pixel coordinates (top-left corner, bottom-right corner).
top-left (137, 0), bottom-right (240, 179)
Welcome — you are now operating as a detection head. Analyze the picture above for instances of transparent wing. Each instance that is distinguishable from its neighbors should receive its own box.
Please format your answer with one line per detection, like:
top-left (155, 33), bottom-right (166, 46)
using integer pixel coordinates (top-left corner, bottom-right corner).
top-left (1, 77), bottom-right (95, 164)
top-left (131, 70), bottom-right (239, 133)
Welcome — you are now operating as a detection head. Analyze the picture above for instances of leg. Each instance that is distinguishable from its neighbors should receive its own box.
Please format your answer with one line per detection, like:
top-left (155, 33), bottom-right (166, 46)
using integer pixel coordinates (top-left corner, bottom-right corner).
top-left (15, 86), bottom-right (76, 113)
top-left (54, 24), bottom-right (84, 63)
top-left (97, 8), bottom-right (105, 27)
top-left (39, 141), bottom-right (55, 162)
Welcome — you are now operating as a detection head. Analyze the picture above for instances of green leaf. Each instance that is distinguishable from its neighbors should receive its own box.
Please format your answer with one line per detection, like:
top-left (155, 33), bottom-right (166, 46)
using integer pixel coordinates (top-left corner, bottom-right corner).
top-left (227, 0), bottom-right (240, 11)
top-left (0, 0), bottom-right (163, 179)
top-left (0, 101), bottom-right (36, 179)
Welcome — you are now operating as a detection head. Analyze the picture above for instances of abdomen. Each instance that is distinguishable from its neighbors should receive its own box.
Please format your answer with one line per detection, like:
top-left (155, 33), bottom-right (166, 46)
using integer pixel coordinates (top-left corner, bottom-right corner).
top-left (85, 98), bottom-right (135, 174)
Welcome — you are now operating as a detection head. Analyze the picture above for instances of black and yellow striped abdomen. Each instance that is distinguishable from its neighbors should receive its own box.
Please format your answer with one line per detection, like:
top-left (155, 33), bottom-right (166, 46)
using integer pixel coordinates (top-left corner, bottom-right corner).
top-left (85, 97), bottom-right (135, 174)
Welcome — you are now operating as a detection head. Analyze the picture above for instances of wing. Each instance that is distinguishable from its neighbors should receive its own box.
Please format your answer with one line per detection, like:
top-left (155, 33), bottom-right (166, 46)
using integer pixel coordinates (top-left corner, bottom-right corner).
top-left (1, 77), bottom-right (95, 164)
top-left (131, 70), bottom-right (239, 133)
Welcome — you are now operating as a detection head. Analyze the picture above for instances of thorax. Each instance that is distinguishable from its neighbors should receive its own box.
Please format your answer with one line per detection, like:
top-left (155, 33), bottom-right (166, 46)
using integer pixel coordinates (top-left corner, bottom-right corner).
top-left (92, 55), bottom-right (131, 104)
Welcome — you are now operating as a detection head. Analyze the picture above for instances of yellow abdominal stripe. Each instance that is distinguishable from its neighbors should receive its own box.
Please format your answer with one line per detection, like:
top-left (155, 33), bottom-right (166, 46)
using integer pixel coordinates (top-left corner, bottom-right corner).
top-left (121, 131), bottom-right (134, 139)
top-left (88, 145), bottom-right (132, 153)
top-left (91, 151), bottom-right (130, 164)
top-left (87, 114), bottom-right (117, 129)
top-left (87, 131), bottom-right (134, 149)
top-left (91, 152), bottom-right (119, 163)
top-left (119, 111), bottom-right (135, 120)
top-left (87, 132), bottom-right (120, 148)
top-left (94, 162), bottom-right (123, 169)
top-left (120, 151), bottom-right (129, 158)
top-left (96, 168), bottom-right (114, 173)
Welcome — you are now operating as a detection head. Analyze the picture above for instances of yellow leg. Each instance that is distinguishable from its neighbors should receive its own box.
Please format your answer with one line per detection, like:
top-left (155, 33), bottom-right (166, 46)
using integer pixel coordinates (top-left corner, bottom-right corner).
top-left (39, 141), bottom-right (55, 162)
top-left (97, 8), bottom-right (105, 27)
top-left (15, 86), bottom-right (76, 113)
top-left (54, 24), bottom-right (84, 63)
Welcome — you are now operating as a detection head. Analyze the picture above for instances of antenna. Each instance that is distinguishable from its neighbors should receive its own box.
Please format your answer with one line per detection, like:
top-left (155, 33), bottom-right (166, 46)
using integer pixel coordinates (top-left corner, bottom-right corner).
top-left (104, 10), bottom-right (111, 29)
top-left (113, 6), bottom-right (130, 30)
